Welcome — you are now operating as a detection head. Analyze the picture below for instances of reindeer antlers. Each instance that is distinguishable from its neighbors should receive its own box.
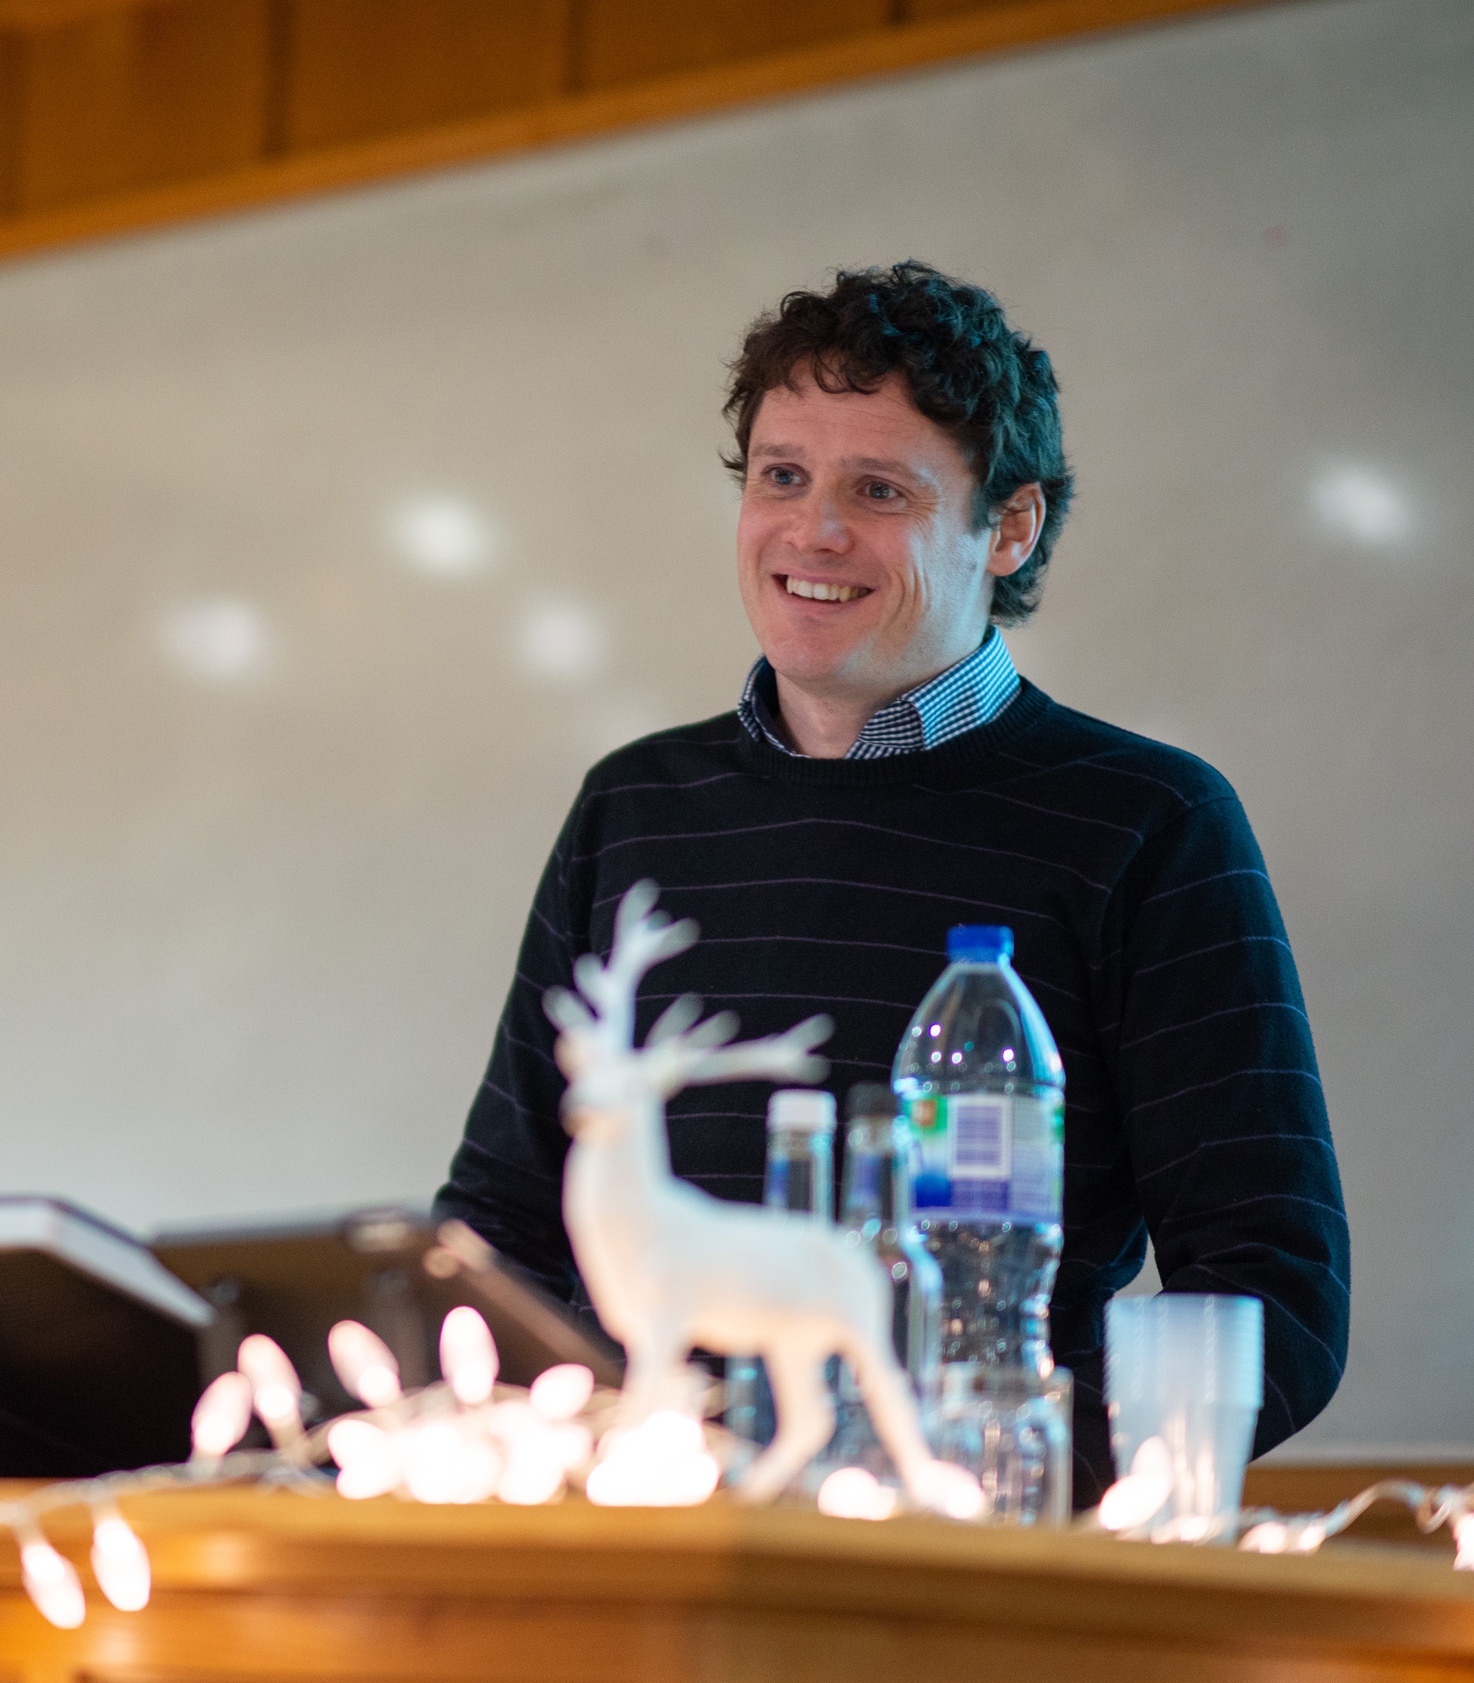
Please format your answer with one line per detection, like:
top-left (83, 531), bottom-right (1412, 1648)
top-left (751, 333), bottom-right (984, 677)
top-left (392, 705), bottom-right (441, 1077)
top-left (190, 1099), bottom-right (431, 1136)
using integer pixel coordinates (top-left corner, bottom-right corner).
top-left (663, 1013), bottom-right (832, 1092)
top-left (547, 880), bottom-right (697, 1050)
top-left (545, 880), bottom-right (831, 1093)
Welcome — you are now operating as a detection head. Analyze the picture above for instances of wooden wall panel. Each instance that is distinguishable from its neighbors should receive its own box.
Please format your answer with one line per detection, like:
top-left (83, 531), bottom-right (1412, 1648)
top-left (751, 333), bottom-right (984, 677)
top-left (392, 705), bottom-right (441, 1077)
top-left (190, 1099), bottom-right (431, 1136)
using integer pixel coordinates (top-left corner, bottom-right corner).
top-left (0, 0), bottom-right (1289, 259)
top-left (0, 33), bottom-right (23, 213)
top-left (280, 0), bottom-right (572, 152)
top-left (575, 0), bottom-right (894, 92)
top-left (904, 0), bottom-right (1018, 19)
top-left (0, 0), bottom-right (270, 212)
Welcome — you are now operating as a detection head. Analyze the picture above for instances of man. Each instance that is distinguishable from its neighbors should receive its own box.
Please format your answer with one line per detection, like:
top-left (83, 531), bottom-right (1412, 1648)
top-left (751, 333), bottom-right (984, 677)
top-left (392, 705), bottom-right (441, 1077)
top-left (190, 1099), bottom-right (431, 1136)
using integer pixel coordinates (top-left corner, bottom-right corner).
top-left (436, 262), bottom-right (1349, 1502)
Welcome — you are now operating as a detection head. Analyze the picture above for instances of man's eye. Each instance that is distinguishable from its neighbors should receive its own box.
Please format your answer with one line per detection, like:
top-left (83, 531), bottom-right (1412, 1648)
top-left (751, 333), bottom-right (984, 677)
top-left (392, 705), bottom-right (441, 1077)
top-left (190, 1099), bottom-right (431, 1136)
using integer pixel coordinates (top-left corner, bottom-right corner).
top-left (767, 467), bottom-right (802, 487)
top-left (863, 481), bottom-right (899, 501)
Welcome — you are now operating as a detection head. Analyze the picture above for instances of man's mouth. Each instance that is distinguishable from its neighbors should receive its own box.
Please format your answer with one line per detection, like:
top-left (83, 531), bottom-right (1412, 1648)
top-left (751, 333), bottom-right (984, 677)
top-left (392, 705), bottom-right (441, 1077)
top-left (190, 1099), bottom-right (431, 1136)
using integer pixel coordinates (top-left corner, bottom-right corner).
top-left (780, 574), bottom-right (872, 604)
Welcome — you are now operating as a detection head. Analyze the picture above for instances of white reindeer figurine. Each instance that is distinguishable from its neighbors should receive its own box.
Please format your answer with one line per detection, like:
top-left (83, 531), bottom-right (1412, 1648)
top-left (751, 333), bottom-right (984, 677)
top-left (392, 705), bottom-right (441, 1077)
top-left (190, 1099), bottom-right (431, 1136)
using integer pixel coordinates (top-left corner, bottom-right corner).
top-left (546, 880), bottom-right (979, 1514)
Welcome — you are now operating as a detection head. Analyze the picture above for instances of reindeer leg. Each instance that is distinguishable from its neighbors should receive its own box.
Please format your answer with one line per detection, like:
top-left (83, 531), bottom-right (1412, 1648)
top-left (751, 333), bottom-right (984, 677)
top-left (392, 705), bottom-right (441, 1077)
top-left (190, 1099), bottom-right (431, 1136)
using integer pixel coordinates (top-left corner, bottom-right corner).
top-left (847, 1343), bottom-right (936, 1494)
top-left (847, 1339), bottom-right (984, 1517)
top-left (618, 1320), bottom-right (690, 1425)
top-left (736, 1343), bottom-right (835, 1505)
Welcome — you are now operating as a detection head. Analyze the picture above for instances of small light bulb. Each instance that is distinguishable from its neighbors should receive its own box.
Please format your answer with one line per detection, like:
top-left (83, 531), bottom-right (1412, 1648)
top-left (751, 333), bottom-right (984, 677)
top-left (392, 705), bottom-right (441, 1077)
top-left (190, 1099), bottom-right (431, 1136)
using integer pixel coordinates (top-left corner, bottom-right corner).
top-left (237, 1334), bottom-right (303, 1445)
top-left (817, 1467), bottom-right (899, 1521)
top-left (1098, 1438), bottom-right (1173, 1534)
top-left (1240, 1521), bottom-right (1290, 1554)
top-left (1290, 1518), bottom-right (1326, 1554)
top-left (90, 1511), bottom-right (151, 1611)
top-left (327, 1419), bottom-right (404, 1500)
top-left (550, 1422), bottom-right (593, 1472)
top-left (404, 1421), bottom-right (470, 1505)
top-left (453, 1439), bottom-right (503, 1504)
top-left (485, 1399), bottom-right (541, 1446)
top-left (190, 1370), bottom-right (254, 1459)
top-left (328, 1321), bottom-right (402, 1407)
top-left (913, 1459), bottom-right (985, 1521)
top-left (497, 1430), bottom-right (568, 1506)
top-left (440, 1306), bottom-right (499, 1406)
top-left (643, 1411), bottom-right (703, 1455)
top-left (396, 1420), bottom-right (502, 1505)
top-left (1099, 1476), bottom-right (1154, 1532)
top-left (238, 1333), bottom-right (300, 1391)
top-left (529, 1363), bottom-right (594, 1422)
top-left (254, 1382), bottom-right (299, 1424)
top-left (584, 1412), bottom-right (720, 1508)
top-left (21, 1538), bottom-right (86, 1629)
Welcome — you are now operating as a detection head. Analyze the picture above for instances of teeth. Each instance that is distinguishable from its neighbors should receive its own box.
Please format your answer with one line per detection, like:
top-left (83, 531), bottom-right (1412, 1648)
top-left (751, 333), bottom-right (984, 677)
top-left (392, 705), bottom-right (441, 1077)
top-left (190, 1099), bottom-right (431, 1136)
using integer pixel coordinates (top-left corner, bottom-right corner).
top-left (785, 577), bottom-right (869, 602)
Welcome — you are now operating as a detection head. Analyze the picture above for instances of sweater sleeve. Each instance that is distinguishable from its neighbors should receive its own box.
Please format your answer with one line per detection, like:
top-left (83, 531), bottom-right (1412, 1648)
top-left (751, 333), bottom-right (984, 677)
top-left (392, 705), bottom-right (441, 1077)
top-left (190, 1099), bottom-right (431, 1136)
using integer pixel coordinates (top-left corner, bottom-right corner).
top-left (432, 800), bottom-right (583, 1302)
top-left (1102, 794), bottom-right (1350, 1455)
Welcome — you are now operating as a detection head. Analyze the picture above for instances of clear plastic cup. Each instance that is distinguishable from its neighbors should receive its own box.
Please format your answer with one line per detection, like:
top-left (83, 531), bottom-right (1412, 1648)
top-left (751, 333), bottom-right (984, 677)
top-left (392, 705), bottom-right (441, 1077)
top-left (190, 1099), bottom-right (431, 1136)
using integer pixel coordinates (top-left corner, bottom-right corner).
top-left (1105, 1294), bottom-right (1263, 1539)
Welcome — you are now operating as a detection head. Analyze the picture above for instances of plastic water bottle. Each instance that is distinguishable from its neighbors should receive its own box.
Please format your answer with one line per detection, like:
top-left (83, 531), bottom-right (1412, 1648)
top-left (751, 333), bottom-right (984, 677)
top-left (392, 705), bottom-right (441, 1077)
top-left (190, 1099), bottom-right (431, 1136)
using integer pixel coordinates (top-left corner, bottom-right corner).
top-left (725, 1089), bottom-right (836, 1448)
top-left (762, 1088), bottom-right (835, 1221)
top-left (820, 1084), bottom-right (943, 1481)
top-left (838, 1084), bottom-right (940, 1384)
top-left (892, 925), bottom-right (1070, 1522)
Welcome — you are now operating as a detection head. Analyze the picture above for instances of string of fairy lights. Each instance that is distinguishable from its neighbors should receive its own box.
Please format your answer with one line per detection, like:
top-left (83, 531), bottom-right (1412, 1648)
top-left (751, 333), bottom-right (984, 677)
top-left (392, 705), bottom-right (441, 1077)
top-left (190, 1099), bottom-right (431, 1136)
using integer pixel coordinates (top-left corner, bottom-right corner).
top-left (3, 1304), bottom-right (1470, 1630)
top-left (1, 1304), bottom-right (722, 1629)
top-left (1092, 1433), bottom-right (1474, 1559)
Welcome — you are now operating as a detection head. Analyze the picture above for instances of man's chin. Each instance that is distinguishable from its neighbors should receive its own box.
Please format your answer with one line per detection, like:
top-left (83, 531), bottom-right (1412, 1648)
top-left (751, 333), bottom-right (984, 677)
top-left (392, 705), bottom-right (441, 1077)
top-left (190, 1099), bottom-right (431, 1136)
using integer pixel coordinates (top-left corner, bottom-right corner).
top-left (756, 614), bottom-right (870, 669)
top-left (765, 648), bottom-right (880, 697)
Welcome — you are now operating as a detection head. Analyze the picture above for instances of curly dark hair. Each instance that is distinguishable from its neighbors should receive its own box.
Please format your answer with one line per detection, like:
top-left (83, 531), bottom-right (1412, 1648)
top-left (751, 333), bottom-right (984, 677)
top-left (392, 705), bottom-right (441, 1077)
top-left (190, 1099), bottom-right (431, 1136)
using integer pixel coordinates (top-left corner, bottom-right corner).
top-left (723, 261), bottom-right (1073, 626)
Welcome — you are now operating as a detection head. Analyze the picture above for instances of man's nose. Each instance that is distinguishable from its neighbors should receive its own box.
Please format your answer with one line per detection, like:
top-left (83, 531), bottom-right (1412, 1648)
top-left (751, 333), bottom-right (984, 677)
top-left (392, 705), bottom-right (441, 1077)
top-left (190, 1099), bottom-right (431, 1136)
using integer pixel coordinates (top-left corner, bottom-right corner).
top-left (788, 487), bottom-right (853, 554)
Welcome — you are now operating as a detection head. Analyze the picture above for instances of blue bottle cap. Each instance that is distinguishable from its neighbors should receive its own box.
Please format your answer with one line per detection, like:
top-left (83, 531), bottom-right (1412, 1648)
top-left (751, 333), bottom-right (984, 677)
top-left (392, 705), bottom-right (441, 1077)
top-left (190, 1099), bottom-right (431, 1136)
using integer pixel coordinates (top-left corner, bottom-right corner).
top-left (947, 924), bottom-right (1013, 962)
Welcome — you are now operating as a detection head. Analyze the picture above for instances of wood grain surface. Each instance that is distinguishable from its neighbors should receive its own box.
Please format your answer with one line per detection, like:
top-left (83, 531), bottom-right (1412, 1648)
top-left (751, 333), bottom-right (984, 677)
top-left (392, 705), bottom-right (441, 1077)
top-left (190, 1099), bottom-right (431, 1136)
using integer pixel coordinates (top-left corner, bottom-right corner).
top-left (0, 1477), bottom-right (1472, 1681)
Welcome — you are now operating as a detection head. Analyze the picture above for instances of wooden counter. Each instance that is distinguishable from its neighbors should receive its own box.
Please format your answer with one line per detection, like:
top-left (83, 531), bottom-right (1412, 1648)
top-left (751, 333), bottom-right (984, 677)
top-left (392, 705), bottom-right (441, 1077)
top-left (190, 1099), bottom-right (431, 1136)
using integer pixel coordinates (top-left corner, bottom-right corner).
top-left (2, 1484), bottom-right (1472, 1682)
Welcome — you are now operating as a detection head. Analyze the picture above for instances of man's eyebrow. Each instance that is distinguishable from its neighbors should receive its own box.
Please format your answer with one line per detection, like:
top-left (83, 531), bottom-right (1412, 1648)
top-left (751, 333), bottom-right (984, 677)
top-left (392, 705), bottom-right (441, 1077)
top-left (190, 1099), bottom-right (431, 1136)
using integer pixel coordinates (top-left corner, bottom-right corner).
top-left (848, 455), bottom-right (928, 480)
top-left (749, 444), bottom-right (930, 481)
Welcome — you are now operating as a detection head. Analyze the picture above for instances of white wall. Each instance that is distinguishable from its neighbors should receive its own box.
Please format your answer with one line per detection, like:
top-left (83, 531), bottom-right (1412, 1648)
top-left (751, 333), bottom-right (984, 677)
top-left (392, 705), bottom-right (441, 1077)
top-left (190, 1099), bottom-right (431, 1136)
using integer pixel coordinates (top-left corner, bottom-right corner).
top-left (0, 0), bottom-right (1469, 1458)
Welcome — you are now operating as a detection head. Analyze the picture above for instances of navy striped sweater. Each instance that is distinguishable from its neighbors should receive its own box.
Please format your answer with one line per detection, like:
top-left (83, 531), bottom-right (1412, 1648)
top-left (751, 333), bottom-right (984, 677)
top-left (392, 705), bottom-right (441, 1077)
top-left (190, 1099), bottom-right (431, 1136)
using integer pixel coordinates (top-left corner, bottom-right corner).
top-left (436, 680), bottom-right (1350, 1501)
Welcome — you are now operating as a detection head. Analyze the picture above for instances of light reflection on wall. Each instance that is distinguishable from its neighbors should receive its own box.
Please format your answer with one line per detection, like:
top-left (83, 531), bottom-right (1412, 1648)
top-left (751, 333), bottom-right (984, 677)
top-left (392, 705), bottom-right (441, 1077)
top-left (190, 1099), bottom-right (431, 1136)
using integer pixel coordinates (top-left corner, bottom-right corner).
top-left (1311, 464), bottom-right (1413, 548)
top-left (386, 494), bottom-right (496, 578)
top-left (155, 597), bottom-right (274, 684)
top-left (515, 599), bottom-right (609, 683)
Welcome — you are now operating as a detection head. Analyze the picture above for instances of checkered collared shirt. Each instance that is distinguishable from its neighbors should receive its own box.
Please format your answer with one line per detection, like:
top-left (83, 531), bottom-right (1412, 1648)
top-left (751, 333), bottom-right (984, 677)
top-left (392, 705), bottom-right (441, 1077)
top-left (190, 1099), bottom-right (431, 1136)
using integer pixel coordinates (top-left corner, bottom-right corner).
top-left (737, 628), bottom-right (1020, 760)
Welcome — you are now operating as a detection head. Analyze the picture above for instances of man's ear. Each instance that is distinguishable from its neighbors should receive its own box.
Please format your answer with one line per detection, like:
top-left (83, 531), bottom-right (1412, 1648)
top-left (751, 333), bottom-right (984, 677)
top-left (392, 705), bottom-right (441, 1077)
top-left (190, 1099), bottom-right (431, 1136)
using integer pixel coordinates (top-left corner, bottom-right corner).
top-left (985, 483), bottom-right (1046, 579)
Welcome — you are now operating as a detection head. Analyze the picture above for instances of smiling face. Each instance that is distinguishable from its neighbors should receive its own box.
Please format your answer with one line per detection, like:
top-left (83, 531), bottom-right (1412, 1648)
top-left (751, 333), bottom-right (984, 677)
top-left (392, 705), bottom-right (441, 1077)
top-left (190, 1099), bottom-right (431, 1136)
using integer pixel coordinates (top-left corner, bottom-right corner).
top-left (736, 368), bottom-right (1007, 716)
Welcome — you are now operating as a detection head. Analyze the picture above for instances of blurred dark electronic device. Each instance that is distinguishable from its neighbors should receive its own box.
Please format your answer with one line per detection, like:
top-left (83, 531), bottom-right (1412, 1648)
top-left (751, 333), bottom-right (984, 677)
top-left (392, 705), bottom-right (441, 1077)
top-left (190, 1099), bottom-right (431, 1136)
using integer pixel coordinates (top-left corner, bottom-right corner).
top-left (0, 1196), bottom-right (213, 1477)
top-left (152, 1208), bottom-right (624, 1426)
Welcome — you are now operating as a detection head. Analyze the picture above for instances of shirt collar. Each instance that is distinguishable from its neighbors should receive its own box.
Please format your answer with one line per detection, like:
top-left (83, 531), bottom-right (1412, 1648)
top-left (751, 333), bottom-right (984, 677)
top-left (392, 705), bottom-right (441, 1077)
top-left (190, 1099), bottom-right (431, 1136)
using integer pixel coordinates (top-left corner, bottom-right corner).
top-left (737, 628), bottom-right (1020, 760)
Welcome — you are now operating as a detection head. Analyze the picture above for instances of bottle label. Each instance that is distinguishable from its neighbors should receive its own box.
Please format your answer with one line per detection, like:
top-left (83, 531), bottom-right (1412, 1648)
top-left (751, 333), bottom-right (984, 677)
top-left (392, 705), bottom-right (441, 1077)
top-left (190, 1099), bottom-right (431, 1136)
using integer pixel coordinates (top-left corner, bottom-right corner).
top-left (906, 1092), bottom-right (1062, 1222)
